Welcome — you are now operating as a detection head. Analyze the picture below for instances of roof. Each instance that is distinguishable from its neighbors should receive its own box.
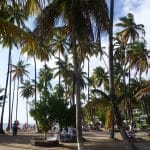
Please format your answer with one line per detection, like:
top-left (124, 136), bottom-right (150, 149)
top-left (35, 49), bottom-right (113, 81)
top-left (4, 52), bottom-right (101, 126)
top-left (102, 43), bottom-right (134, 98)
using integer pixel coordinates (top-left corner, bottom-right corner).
top-left (135, 87), bottom-right (150, 102)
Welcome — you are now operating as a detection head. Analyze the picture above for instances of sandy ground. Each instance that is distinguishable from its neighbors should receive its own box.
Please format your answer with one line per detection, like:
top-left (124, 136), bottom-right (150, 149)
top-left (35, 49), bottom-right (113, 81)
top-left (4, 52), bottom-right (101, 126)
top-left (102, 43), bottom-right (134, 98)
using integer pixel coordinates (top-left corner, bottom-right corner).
top-left (0, 129), bottom-right (150, 150)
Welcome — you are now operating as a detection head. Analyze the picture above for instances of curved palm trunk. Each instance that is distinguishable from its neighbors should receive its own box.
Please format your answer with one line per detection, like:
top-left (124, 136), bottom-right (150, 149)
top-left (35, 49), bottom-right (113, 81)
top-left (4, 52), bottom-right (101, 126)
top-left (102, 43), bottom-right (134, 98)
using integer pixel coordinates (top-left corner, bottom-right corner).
top-left (109, 1), bottom-right (138, 149)
top-left (0, 47), bottom-right (11, 133)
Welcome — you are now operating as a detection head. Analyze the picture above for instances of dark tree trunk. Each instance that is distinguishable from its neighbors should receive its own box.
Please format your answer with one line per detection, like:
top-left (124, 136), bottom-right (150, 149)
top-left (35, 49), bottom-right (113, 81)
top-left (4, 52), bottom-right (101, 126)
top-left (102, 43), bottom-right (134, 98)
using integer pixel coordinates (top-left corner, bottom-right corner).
top-left (108, 0), bottom-right (115, 139)
top-left (72, 73), bottom-right (75, 105)
top-left (58, 49), bottom-right (61, 100)
top-left (109, 0), bottom-right (138, 149)
top-left (6, 52), bottom-right (12, 131)
top-left (72, 0), bottom-right (83, 149)
top-left (0, 47), bottom-right (11, 134)
top-left (128, 67), bottom-right (133, 127)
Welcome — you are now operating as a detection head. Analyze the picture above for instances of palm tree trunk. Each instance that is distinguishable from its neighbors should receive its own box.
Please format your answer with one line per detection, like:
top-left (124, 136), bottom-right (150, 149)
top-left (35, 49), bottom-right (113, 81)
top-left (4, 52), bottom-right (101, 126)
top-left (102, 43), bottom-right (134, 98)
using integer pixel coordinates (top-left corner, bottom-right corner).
top-left (108, 0), bottom-right (115, 139)
top-left (6, 53), bottom-right (12, 131)
top-left (11, 80), bottom-right (16, 128)
top-left (87, 57), bottom-right (90, 102)
top-left (72, 1), bottom-right (83, 149)
top-left (128, 67), bottom-right (133, 127)
top-left (34, 56), bottom-right (37, 109)
top-left (16, 78), bottom-right (19, 121)
top-left (59, 49), bottom-right (61, 100)
top-left (0, 47), bottom-right (11, 133)
top-left (72, 73), bottom-right (75, 105)
top-left (26, 99), bottom-right (29, 128)
top-left (109, 1), bottom-right (138, 149)
top-left (33, 56), bottom-right (39, 130)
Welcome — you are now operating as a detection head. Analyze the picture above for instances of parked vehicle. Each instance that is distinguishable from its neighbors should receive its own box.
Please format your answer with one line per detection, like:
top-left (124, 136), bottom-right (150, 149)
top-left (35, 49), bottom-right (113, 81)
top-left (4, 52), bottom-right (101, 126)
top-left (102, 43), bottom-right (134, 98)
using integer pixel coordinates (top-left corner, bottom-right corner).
top-left (60, 128), bottom-right (76, 142)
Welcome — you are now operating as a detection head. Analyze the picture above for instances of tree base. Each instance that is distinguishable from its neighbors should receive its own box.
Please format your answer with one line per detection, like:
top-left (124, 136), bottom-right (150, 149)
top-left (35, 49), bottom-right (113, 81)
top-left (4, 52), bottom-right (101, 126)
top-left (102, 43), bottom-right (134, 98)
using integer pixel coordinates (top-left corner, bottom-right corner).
top-left (30, 139), bottom-right (59, 147)
top-left (0, 129), bottom-right (5, 134)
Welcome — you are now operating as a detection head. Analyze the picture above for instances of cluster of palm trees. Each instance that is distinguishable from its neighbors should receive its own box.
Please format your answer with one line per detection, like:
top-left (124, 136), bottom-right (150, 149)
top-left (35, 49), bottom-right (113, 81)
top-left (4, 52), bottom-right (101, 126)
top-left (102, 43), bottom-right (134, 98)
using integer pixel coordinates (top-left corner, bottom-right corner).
top-left (0, 1), bottom-right (149, 150)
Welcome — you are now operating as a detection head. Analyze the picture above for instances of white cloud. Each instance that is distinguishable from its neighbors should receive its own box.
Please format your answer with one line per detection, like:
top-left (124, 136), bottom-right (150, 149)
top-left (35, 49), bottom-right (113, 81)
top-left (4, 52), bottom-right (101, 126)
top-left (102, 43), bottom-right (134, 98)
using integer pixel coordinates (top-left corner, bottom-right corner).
top-left (122, 0), bottom-right (150, 49)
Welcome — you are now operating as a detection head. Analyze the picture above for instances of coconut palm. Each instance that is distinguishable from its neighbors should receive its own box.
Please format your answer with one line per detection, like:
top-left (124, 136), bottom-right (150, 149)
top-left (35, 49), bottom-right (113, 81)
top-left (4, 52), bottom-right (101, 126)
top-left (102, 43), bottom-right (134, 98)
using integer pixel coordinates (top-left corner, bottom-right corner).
top-left (90, 67), bottom-right (108, 90)
top-left (33, 1), bottom-right (109, 147)
top-left (0, 1), bottom-right (27, 133)
top-left (20, 80), bottom-right (34, 127)
top-left (0, 3), bottom-right (37, 50)
top-left (11, 60), bottom-right (30, 121)
top-left (54, 55), bottom-right (73, 101)
top-left (109, 1), bottom-right (139, 149)
top-left (115, 13), bottom-right (145, 45)
top-left (126, 42), bottom-right (149, 79)
top-left (38, 64), bottom-right (53, 90)
top-left (115, 13), bottom-right (146, 131)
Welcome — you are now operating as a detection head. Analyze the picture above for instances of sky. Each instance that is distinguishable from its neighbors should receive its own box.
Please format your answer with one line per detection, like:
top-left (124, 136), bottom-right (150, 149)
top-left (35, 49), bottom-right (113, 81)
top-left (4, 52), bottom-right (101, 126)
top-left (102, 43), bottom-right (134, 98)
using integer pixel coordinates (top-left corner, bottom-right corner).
top-left (0, 0), bottom-right (150, 125)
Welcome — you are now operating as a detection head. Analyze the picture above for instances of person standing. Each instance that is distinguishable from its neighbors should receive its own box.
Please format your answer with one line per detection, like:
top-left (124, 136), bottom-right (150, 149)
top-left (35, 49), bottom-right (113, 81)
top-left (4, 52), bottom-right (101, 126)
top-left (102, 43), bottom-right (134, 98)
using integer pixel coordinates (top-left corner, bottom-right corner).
top-left (12, 120), bottom-right (19, 136)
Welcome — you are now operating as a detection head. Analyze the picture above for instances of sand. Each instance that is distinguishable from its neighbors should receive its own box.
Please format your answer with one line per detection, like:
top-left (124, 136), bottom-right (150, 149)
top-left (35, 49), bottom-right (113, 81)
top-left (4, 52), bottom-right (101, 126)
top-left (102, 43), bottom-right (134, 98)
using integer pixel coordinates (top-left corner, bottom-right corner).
top-left (0, 129), bottom-right (150, 150)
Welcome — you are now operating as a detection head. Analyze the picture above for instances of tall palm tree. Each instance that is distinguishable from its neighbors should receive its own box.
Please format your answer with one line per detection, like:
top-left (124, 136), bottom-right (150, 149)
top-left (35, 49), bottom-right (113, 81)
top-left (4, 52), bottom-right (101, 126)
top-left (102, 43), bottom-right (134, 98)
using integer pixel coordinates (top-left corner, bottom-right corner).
top-left (0, 1), bottom-right (27, 133)
top-left (0, 0), bottom-right (44, 133)
top-left (20, 80), bottom-right (34, 127)
top-left (11, 60), bottom-right (30, 121)
top-left (109, 1), bottom-right (139, 149)
top-left (115, 13), bottom-right (146, 127)
top-left (0, 46), bottom-right (12, 133)
top-left (32, 1), bottom-right (109, 148)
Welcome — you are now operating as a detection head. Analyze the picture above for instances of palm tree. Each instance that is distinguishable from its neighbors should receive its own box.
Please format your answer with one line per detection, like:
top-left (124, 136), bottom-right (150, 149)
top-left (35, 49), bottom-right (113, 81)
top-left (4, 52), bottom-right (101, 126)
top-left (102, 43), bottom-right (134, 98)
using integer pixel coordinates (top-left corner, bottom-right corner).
top-left (33, 1), bottom-right (109, 148)
top-left (20, 80), bottom-right (34, 127)
top-left (90, 67), bottom-right (108, 90)
top-left (0, 1), bottom-right (26, 133)
top-left (38, 64), bottom-right (53, 90)
top-left (0, 3), bottom-right (37, 51)
top-left (11, 60), bottom-right (30, 121)
top-left (115, 13), bottom-right (146, 127)
top-left (0, 1), bottom-right (39, 133)
top-left (126, 42), bottom-right (149, 79)
top-left (115, 13), bottom-right (145, 45)
top-left (109, 1), bottom-right (139, 149)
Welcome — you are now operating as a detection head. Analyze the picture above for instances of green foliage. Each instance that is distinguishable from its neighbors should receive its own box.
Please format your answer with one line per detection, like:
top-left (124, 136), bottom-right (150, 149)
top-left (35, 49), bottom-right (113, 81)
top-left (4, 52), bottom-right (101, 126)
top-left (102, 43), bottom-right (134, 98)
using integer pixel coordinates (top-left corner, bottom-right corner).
top-left (95, 110), bottom-right (105, 124)
top-left (30, 86), bottom-right (76, 133)
top-left (83, 98), bottom-right (110, 125)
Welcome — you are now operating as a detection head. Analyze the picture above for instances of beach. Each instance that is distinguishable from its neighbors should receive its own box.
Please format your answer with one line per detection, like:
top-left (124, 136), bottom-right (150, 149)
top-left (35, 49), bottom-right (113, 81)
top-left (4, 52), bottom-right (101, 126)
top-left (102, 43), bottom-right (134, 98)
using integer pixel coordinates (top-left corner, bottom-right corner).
top-left (0, 129), bottom-right (150, 150)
